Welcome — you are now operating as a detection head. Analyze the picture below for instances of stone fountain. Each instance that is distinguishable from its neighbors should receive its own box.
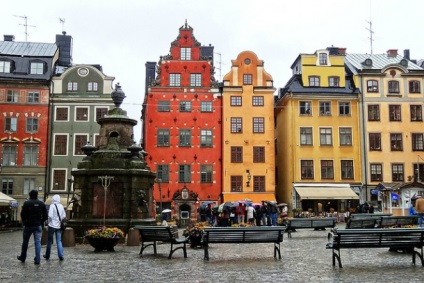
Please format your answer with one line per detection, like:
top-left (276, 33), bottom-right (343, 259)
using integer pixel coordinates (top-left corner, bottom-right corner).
top-left (69, 83), bottom-right (156, 242)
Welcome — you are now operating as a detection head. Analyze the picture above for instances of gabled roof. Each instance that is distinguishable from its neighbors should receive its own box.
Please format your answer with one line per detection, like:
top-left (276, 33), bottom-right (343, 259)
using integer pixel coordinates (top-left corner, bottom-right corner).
top-left (345, 53), bottom-right (422, 71)
top-left (0, 41), bottom-right (57, 57)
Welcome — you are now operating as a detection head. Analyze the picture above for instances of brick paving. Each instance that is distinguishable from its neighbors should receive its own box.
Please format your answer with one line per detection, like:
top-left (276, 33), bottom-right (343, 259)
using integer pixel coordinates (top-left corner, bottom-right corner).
top-left (0, 224), bottom-right (423, 282)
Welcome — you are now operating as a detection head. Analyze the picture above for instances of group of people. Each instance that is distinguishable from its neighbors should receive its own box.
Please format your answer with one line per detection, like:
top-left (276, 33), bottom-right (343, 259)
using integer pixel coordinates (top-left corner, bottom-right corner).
top-left (409, 195), bottom-right (424, 227)
top-left (17, 190), bottom-right (66, 264)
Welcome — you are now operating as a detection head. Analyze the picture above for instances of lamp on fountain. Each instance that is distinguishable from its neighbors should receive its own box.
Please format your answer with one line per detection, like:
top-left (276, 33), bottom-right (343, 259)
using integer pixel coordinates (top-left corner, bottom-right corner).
top-left (98, 175), bottom-right (114, 226)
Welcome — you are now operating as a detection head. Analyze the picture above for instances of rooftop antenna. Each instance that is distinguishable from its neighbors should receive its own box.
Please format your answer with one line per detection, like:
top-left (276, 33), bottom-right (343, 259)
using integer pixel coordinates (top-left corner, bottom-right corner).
top-left (214, 52), bottom-right (222, 81)
top-left (59, 18), bottom-right (66, 32)
top-left (14, 15), bottom-right (36, 42)
top-left (366, 20), bottom-right (374, 55)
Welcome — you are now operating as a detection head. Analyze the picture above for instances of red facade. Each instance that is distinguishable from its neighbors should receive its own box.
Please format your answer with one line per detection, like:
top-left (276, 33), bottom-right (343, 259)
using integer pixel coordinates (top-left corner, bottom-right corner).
top-left (143, 23), bottom-right (222, 220)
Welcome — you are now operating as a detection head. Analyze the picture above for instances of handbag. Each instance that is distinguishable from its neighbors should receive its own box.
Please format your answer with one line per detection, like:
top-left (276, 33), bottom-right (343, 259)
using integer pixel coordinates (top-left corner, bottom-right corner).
top-left (54, 204), bottom-right (68, 230)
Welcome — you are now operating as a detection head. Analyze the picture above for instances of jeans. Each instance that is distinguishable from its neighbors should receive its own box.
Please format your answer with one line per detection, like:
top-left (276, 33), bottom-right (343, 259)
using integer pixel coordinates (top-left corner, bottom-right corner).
top-left (418, 213), bottom-right (424, 227)
top-left (45, 226), bottom-right (64, 259)
top-left (270, 213), bottom-right (277, 226)
top-left (19, 225), bottom-right (42, 263)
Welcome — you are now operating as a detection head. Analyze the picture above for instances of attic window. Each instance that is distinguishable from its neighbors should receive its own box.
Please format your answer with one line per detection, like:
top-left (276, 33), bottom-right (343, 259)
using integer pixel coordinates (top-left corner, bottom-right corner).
top-left (0, 60), bottom-right (11, 73)
top-left (30, 62), bottom-right (44, 74)
top-left (319, 53), bottom-right (328, 65)
top-left (181, 48), bottom-right (191, 60)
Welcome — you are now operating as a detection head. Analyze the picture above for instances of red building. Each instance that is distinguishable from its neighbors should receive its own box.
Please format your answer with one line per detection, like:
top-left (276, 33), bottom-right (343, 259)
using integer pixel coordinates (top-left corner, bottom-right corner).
top-left (143, 22), bottom-right (221, 224)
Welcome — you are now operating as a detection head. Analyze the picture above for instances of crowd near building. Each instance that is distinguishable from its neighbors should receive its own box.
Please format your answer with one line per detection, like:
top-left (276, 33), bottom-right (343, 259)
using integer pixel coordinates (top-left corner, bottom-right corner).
top-left (1, 22), bottom-right (424, 226)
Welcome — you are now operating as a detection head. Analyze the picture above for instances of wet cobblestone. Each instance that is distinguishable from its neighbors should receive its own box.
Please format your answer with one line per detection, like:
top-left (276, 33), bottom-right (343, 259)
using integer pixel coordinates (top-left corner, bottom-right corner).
top-left (0, 224), bottom-right (423, 282)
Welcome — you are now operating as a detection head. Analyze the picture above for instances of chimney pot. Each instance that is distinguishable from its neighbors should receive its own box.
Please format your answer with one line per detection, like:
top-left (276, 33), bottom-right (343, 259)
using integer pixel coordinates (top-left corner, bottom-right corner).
top-left (3, 35), bottom-right (15, 41)
top-left (387, 49), bottom-right (398, 57)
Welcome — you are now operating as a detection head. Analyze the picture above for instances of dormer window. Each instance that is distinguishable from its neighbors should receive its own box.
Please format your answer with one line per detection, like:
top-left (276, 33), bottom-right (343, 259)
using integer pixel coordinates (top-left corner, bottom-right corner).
top-left (329, 76), bottom-right (340, 87)
top-left (181, 48), bottom-right (191, 60)
top-left (0, 60), bottom-right (11, 73)
top-left (319, 53), bottom-right (328, 65)
top-left (30, 62), bottom-right (44, 74)
top-left (67, 82), bottom-right (78, 92)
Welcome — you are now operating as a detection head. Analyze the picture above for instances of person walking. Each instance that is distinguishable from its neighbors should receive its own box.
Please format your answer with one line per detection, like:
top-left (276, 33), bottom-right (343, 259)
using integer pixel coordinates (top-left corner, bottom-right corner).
top-left (414, 195), bottom-right (424, 227)
top-left (246, 204), bottom-right (255, 225)
top-left (44, 194), bottom-right (66, 261)
top-left (17, 190), bottom-right (48, 264)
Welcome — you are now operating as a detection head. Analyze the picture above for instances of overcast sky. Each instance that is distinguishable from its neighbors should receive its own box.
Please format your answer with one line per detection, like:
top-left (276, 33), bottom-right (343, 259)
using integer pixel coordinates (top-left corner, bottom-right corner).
top-left (2, 0), bottom-right (424, 142)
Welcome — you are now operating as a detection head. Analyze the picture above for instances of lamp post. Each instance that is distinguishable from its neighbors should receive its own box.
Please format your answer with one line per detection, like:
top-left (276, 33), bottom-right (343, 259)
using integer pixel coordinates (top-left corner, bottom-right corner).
top-left (98, 175), bottom-right (114, 226)
top-left (156, 179), bottom-right (162, 213)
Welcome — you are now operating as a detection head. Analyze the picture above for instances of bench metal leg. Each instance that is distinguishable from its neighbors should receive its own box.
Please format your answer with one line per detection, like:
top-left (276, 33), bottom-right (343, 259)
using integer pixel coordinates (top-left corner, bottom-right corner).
top-left (332, 248), bottom-right (342, 268)
top-left (168, 242), bottom-right (188, 259)
top-left (274, 242), bottom-right (281, 259)
top-left (204, 244), bottom-right (209, 260)
top-left (413, 247), bottom-right (424, 266)
top-left (139, 242), bottom-right (156, 257)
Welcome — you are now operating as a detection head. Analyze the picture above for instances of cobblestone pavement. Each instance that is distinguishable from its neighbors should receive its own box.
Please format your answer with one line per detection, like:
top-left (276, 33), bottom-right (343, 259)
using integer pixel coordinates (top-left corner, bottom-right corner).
top-left (0, 224), bottom-right (423, 282)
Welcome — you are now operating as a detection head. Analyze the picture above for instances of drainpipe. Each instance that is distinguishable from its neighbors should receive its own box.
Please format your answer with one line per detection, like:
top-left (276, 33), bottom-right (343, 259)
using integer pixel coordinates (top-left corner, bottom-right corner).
top-left (359, 75), bottom-right (368, 204)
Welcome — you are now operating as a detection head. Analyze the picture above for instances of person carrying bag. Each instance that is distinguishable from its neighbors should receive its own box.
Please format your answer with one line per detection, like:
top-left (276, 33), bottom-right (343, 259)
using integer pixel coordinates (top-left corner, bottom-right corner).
top-left (44, 195), bottom-right (66, 261)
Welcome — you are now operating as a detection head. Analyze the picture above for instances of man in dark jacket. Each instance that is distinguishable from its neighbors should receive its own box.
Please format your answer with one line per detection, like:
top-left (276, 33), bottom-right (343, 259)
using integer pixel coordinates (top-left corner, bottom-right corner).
top-left (17, 190), bottom-right (48, 264)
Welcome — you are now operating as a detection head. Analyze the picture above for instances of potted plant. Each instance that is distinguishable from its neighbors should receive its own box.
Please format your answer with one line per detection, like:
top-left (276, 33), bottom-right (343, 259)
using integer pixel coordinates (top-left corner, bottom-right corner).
top-left (85, 226), bottom-right (125, 252)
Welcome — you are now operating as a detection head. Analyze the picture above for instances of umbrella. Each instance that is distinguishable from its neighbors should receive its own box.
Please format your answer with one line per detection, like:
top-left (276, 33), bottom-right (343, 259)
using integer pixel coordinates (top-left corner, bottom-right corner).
top-left (277, 203), bottom-right (288, 207)
top-left (161, 209), bottom-right (172, 213)
top-left (200, 201), bottom-right (214, 207)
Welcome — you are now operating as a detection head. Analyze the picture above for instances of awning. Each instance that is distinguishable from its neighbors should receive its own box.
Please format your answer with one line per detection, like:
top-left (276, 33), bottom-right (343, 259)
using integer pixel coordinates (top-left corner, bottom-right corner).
top-left (222, 193), bottom-right (276, 203)
top-left (0, 192), bottom-right (16, 206)
top-left (294, 187), bottom-right (359, 200)
top-left (45, 197), bottom-right (73, 210)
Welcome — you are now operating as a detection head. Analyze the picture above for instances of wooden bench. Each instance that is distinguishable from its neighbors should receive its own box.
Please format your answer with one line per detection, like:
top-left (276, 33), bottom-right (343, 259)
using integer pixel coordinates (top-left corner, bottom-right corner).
top-left (349, 213), bottom-right (392, 220)
top-left (345, 218), bottom-right (379, 229)
top-left (326, 228), bottom-right (424, 267)
top-left (379, 216), bottom-right (418, 228)
top-left (201, 226), bottom-right (286, 260)
top-left (134, 225), bottom-right (189, 259)
top-left (287, 218), bottom-right (337, 238)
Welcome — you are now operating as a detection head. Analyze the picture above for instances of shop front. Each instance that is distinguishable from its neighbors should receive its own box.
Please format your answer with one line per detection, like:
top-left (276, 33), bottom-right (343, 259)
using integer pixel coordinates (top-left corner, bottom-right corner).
top-left (376, 182), bottom-right (424, 216)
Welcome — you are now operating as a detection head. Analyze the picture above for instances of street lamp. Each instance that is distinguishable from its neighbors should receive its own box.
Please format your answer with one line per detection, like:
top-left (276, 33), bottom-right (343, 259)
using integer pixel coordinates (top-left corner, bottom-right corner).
top-left (246, 169), bottom-right (251, 187)
top-left (98, 175), bottom-right (114, 226)
top-left (67, 178), bottom-right (74, 206)
top-left (156, 179), bottom-right (162, 213)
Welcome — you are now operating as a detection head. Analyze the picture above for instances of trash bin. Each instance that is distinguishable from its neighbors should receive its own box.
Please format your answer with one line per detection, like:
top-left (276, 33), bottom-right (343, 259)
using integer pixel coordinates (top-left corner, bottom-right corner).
top-left (62, 227), bottom-right (75, 247)
top-left (126, 228), bottom-right (140, 246)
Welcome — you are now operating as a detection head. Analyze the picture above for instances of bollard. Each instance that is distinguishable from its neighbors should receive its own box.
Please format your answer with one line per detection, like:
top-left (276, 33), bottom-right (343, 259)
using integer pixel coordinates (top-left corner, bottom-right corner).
top-left (62, 227), bottom-right (75, 247)
top-left (126, 228), bottom-right (140, 246)
top-left (41, 226), bottom-right (48, 245)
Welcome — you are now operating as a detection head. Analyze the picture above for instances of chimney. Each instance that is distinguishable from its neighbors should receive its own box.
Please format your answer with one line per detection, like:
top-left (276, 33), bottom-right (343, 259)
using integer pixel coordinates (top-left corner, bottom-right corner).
top-left (387, 49), bottom-right (398, 57)
top-left (404, 49), bottom-right (410, 60)
top-left (337, 48), bottom-right (347, 55)
top-left (3, 35), bottom-right (15, 41)
top-left (55, 31), bottom-right (73, 67)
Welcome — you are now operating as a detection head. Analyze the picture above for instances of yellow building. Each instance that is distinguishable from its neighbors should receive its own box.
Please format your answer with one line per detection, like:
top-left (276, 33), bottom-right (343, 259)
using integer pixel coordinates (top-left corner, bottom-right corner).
top-left (275, 48), bottom-right (361, 214)
top-left (346, 49), bottom-right (424, 215)
top-left (221, 51), bottom-right (276, 203)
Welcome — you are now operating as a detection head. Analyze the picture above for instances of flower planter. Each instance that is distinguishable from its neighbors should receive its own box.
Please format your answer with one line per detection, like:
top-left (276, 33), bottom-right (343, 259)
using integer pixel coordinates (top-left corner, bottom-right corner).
top-left (86, 237), bottom-right (121, 252)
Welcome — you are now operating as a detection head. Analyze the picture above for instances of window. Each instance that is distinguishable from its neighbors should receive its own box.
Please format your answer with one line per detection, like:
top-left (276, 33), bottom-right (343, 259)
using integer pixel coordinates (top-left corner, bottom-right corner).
top-left (370, 164), bottom-right (383, 182)
top-left (23, 178), bottom-right (35, 195)
top-left (411, 105), bottom-right (423, 121)
top-left (369, 133), bottom-right (381, 151)
top-left (56, 107), bottom-right (68, 121)
top-left (76, 107), bottom-right (89, 121)
top-left (253, 176), bottom-right (265, 192)
top-left (231, 176), bottom-right (243, 192)
top-left (96, 107), bottom-right (108, 121)
top-left (54, 135), bottom-right (67, 155)
top-left (170, 74), bottom-right (181, 86)
top-left (392, 164), bottom-right (404, 181)
top-left (74, 135), bottom-right (87, 155)
top-left (231, 147), bottom-right (243, 163)
top-left (200, 129), bottom-right (212, 147)
top-left (87, 82), bottom-right (98, 92)
top-left (200, 165), bottom-right (213, 183)
top-left (2, 179), bottom-right (13, 195)
top-left (329, 76), bottom-right (340, 87)
top-left (414, 164), bottom-right (424, 182)
top-left (321, 160), bottom-right (334, 179)
top-left (23, 145), bottom-right (38, 166)
top-left (178, 165), bottom-right (191, 182)
top-left (339, 102), bottom-right (350, 116)
top-left (30, 62), bottom-right (43, 74)
top-left (339, 127), bottom-right (352, 146)
top-left (28, 91), bottom-right (39, 103)
top-left (309, 76), bottom-right (320, 87)
top-left (409, 80), bottom-right (421, 93)
top-left (231, 117), bottom-right (242, 133)
top-left (0, 61), bottom-right (11, 73)
top-left (5, 117), bottom-right (17, 132)
top-left (253, 117), bottom-right (264, 133)
top-left (156, 165), bottom-right (169, 182)
top-left (181, 48), bottom-right (191, 60)
top-left (320, 128), bottom-right (332, 145)
top-left (179, 129), bottom-right (191, 147)
top-left (341, 160), bottom-right (354, 179)
top-left (7, 90), bottom-right (18, 103)
top-left (52, 169), bottom-right (66, 191)
top-left (300, 127), bottom-right (313, 145)
top-left (252, 96), bottom-right (264, 106)
top-left (67, 82), bottom-right (78, 91)
top-left (230, 96), bottom-right (242, 106)
top-left (179, 101), bottom-right (191, 112)
top-left (300, 101), bottom-right (312, 115)
top-left (367, 80), bottom-right (379, 92)
top-left (26, 118), bottom-right (38, 133)
top-left (390, 133), bottom-right (403, 151)
top-left (388, 80), bottom-right (399, 93)
top-left (200, 101), bottom-right (212, 112)
top-left (243, 74), bottom-right (252, 85)
top-left (253, 146), bottom-right (265, 163)
top-left (412, 133), bottom-right (424, 151)
top-left (157, 129), bottom-right (170, 146)
top-left (158, 101), bottom-right (171, 112)
top-left (368, 105), bottom-right (380, 121)
top-left (389, 105), bottom-right (401, 121)
top-left (319, 102), bottom-right (331, 116)
top-left (190, 74), bottom-right (201, 87)
top-left (319, 53), bottom-right (328, 65)
top-left (301, 160), bottom-right (314, 179)
top-left (2, 145), bottom-right (17, 166)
